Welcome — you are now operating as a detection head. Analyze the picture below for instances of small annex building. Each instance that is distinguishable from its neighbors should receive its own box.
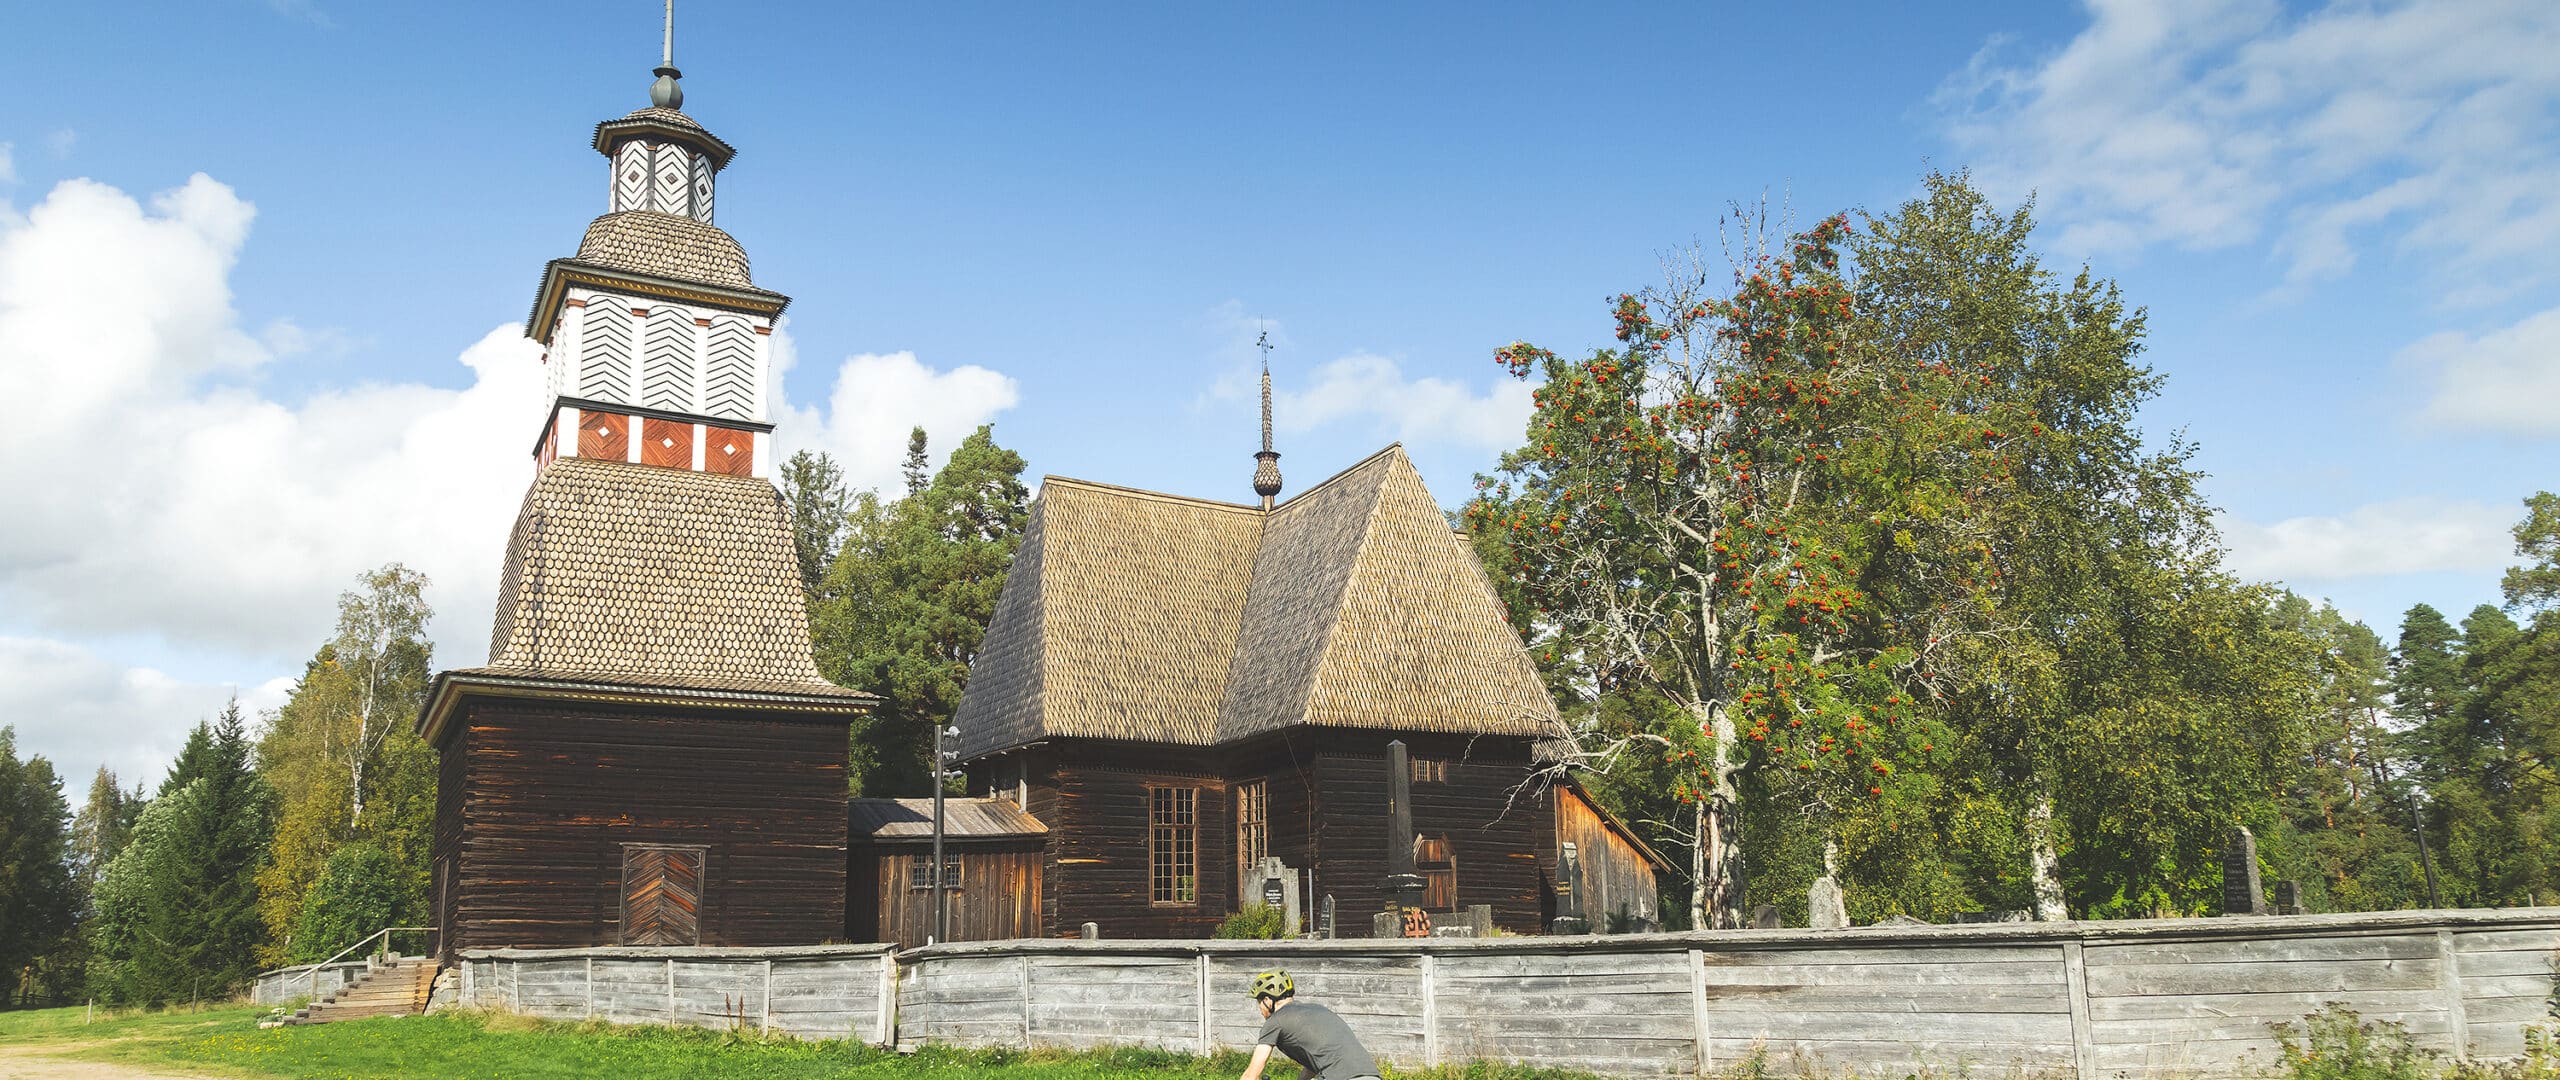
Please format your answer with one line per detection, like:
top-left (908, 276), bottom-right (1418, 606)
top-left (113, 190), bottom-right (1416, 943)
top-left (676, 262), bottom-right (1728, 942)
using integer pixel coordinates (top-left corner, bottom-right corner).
top-left (847, 798), bottom-right (1048, 949)
top-left (418, 61), bottom-right (873, 956)
top-left (952, 433), bottom-right (1672, 939)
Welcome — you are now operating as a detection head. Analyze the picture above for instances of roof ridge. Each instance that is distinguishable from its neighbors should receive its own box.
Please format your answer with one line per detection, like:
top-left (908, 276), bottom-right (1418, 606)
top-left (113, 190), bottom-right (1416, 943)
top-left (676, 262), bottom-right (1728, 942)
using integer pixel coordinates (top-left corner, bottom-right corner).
top-left (1039, 443), bottom-right (1410, 518)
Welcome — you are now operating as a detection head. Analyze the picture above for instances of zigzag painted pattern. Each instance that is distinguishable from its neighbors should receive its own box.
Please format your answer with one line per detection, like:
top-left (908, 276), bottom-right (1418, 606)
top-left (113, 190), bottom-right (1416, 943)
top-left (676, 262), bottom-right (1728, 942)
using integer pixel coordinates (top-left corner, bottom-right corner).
top-left (613, 142), bottom-right (651, 213)
top-left (577, 301), bottom-right (635, 402)
top-left (640, 306), bottom-right (697, 412)
top-left (652, 144), bottom-right (691, 216)
top-left (690, 154), bottom-right (716, 223)
top-left (702, 316), bottom-right (756, 420)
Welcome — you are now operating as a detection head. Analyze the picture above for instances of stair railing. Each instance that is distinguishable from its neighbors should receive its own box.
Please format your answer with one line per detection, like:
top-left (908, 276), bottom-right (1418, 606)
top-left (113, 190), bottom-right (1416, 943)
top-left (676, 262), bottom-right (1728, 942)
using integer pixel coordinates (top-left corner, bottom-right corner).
top-left (289, 926), bottom-right (437, 999)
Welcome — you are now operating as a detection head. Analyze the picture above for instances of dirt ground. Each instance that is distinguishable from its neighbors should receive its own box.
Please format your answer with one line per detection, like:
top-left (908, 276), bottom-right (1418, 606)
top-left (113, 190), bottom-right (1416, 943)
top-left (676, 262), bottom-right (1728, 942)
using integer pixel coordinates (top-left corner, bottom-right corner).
top-left (0, 1043), bottom-right (226, 1080)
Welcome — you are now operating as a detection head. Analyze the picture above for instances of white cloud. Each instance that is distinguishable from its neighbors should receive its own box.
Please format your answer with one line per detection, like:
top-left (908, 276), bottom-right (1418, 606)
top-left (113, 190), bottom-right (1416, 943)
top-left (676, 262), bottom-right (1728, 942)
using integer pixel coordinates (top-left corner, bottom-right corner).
top-left (773, 343), bottom-right (1021, 496)
top-left (1278, 352), bottom-right (1534, 451)
top-left (2400, 305), bottom-right (2560, 436)
top-left (0, 174), bottom-right (541, 672)
top-left (1937, 0), bottom-right (2560, 300)
top-left (2221, 497), bottom-right (2516, 582)
top-left (0, 637), bottom-right (291, 791)
top-left (0, 143), bottom-right (15, 186)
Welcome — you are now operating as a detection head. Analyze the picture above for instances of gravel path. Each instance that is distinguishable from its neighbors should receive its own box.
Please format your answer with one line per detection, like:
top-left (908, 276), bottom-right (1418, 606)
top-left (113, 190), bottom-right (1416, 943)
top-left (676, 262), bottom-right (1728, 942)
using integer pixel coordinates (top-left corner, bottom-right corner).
top-left (0, 1044), bottom-right (227, 1080)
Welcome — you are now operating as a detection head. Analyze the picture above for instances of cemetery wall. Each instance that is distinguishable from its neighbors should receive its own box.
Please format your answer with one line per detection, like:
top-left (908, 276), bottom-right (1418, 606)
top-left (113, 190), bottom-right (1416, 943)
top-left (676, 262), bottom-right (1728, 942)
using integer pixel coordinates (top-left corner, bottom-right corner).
top-left (440, 908), bottom-right (2560, 1078)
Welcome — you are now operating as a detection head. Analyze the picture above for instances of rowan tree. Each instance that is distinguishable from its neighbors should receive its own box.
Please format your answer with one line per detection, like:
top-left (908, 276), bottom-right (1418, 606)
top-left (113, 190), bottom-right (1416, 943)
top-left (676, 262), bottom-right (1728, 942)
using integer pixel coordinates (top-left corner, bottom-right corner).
top-left (1468, 211), bottom-right (2035, 927)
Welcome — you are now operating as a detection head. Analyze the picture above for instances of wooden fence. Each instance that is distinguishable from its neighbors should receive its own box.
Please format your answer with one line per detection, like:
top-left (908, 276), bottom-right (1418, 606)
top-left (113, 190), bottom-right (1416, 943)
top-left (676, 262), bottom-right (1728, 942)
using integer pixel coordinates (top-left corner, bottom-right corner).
top-left (249, 960), bottom-right (374, 1004)
top-left (440, 908), bottom-right (2559, 1077)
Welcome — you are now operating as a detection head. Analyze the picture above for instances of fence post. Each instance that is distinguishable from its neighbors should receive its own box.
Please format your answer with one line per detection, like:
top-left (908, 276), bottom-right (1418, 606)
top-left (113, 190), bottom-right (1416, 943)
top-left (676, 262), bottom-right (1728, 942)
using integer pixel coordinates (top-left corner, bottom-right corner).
top-left (666, 958), bottom-right (677, 1022)
top-left (1019, 953), bottom-right (1035, 1047)
top-left (1421, 950), bottom-right (1439, 1068)
top-left (586, 957), bottom-right (596, 1020)
top-left (761, 959), bottom-right (773, 1034)
top-left (2437, 929), bottom-right (2470, 1059)
top-left (1689, 947), bottom-right (1711, 1077)
top-left (1197, 950), bottom-right (1213, 1055)
top-left (2064, 940), bottom-right (2096, 1080)
top-left (877, 951), bottom-right (899, 1046)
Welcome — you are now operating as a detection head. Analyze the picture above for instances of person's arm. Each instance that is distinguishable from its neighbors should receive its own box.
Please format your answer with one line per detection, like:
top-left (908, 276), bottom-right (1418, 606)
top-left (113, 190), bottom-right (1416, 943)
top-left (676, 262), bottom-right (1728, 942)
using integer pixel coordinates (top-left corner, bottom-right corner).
top-left (1238, 1043), bottom-right (1275, 1080)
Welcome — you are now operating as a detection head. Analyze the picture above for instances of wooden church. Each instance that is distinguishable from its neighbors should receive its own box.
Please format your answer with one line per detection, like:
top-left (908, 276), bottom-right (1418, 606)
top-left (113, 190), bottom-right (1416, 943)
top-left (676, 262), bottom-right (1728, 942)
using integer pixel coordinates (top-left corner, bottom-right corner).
top-left (418, 56), bottom-right (873, 954)
top-left (946, 365), bottom-right (1669, 939)
top-left (425, 32), bottom-right (1662, 957)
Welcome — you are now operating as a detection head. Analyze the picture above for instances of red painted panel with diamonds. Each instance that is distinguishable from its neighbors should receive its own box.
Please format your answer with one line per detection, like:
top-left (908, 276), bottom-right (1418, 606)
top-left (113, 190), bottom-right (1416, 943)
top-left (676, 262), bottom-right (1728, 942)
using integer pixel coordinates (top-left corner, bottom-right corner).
top-left (706, 426), bottom-right (754, 477)
top-left (577, 411), bottom-right (629, 461)
top-left (640, 417), bottom-right (693, 469)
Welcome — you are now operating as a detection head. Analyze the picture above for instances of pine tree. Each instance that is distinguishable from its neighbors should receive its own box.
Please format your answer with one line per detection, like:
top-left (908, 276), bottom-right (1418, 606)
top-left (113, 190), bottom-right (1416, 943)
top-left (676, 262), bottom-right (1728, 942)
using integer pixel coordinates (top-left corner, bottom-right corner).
top-left (814, 425), bottom-right (1029, 795)
top-left (0, 728), bottom-right (77, 1006)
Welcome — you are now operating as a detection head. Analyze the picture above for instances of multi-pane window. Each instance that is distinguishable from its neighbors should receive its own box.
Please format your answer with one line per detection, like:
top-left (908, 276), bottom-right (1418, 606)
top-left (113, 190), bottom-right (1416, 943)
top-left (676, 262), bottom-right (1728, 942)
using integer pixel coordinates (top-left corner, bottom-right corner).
top-left (1411, 758), bottom-right (1449, 784)
top-left (1418, 836), bottom-right (1458, 910)
top-left (907, 857), bottom-right (962, 891)
top-left (1149, 787), bottom-right (1198, 905)
top-left (1235, 779), bottom-right (1269, 886)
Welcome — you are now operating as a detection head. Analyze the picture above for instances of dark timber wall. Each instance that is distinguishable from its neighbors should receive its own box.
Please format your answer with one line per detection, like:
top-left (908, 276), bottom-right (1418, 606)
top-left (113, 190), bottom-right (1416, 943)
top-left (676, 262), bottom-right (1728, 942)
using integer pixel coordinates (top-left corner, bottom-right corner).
top-left (435, 699), bottom-right (849, 951)
top-left (996, 733), bottom-right (1545, 940)
top-left (850, 842), bottom-right (1044, 949)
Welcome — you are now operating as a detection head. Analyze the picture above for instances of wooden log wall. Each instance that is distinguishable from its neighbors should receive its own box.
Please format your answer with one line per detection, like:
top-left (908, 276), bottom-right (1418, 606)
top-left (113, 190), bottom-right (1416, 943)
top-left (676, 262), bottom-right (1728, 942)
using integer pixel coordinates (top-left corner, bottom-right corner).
top-left (853, 846), bottom-right (1044, 949)
top-left (447, 909), bottom-right (2560, 1079)
top-left (1305, 736), bottom-right (1543, 935)
top-left (440, 702), bottom-right (850, 950)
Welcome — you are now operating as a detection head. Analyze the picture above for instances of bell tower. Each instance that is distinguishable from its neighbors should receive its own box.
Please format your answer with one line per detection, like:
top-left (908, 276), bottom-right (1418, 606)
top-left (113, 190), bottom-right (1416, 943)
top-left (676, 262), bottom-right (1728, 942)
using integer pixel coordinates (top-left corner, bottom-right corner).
top-left (521, 11), bottom-right (788, 480)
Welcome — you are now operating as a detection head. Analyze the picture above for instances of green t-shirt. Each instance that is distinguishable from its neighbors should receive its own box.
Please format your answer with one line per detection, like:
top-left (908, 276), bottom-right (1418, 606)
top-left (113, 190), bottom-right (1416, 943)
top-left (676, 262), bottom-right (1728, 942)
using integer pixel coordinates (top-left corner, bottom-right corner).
top-left (1256, 1001), bottom-right (1379, 1080)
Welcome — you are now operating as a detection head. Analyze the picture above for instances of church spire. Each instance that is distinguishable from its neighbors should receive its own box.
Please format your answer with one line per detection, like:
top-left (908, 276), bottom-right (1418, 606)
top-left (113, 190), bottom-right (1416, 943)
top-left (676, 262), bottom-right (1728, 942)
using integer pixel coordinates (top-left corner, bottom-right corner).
top-left (1252, 329), bottom-right (1283, 510)
top-left (650, 0), bottom-right (683, 109)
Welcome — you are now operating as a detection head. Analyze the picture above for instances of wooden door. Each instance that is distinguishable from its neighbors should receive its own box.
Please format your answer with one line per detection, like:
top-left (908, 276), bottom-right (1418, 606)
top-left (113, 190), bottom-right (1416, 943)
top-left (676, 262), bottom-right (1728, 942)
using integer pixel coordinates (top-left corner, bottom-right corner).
top-left (620, 845), bottom-right (706, 945)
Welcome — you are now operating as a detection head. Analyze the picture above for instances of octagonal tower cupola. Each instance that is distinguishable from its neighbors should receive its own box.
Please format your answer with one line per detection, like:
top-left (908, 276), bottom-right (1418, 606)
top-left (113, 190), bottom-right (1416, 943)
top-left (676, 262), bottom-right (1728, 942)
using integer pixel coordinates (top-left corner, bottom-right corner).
top-left (520, 15), bottom-right (791, 483)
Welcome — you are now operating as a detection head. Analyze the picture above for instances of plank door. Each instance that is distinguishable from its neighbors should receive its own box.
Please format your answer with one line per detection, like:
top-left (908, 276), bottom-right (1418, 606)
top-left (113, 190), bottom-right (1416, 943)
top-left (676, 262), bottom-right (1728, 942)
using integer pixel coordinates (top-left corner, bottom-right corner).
top-left (620, 844), bottom-right (707, 946)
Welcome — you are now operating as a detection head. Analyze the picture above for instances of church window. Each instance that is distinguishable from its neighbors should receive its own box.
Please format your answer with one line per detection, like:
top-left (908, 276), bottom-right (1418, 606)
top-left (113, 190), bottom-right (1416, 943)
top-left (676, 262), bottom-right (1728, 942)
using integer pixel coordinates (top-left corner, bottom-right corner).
top-left (1235, 779), bottom-right (1268, 887)
top-left (907, 857), bottom-right (962, 891)
top-left (1411, 758), bottom-right (1449, 784)
top-left (1149, 786), bottom-right (1198, 905)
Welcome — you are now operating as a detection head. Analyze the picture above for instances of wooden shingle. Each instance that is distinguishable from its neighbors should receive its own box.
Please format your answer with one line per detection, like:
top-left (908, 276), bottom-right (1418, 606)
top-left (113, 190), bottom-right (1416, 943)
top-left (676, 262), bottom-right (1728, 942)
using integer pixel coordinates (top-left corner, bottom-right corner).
top-left (954, 445), bottom-right (1555, 760)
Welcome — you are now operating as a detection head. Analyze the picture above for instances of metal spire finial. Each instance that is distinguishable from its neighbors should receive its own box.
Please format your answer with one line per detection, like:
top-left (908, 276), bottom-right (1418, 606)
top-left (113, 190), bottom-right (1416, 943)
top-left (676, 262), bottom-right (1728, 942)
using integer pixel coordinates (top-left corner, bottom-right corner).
top-left (649, 0), bottom-right (685, 109)
top-left (1252, 326), bottom-right (1283, 509)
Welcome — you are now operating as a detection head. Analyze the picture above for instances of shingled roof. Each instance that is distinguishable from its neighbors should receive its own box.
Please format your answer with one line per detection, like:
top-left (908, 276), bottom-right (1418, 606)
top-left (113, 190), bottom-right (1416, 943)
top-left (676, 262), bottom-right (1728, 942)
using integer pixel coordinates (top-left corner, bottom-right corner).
top-left (472, 455), bottom-right (866, 702)
top-left (952, 445), bottom-right (1554, 760)
top-left (573, 211), bottom-right (757, 290)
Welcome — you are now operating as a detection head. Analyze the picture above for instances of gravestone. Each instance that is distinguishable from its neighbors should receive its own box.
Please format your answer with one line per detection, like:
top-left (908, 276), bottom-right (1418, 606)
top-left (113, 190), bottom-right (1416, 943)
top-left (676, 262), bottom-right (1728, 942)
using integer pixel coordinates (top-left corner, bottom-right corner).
top-left (1752, 904), bottom-right (1782, 929)
top-left (1807, 876), bottom-right (1849, 929)
top-left (1465, 904), bottom-right (1494, 939)
top-left (2221, 826), bottom-right (2268, 915)
top-left (1382, 742), bottom-right (1426, 912)
top-left (1319, 894), bottom-right (1336, 940)
top-left (1373, 910), bottom-right (1401, 938)
top-left (1080, 922), bottom-right (1098, 940)
top-left (1254, 856), bottom-right (1302, 935)
top-left (2276, 879), bottom-right (2305, 916)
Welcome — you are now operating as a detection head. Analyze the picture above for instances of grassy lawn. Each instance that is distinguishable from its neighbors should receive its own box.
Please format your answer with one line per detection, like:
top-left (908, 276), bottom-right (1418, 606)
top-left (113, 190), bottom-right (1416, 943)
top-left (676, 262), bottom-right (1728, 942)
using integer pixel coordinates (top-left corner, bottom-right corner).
top-left (0, 1005), bottom-right (1611, 1080)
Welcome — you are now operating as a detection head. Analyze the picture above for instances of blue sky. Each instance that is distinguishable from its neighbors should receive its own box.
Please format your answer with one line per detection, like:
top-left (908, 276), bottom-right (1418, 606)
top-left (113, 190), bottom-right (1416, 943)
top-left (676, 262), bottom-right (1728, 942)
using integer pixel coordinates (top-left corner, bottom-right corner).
top-left (4, 1), bottom-right (2556, 786)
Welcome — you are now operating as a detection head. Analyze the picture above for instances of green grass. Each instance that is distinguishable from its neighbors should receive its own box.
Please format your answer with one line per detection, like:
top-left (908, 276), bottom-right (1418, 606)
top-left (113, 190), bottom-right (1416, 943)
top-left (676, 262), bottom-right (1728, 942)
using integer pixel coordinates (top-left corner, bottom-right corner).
top-left (0, 1005), bottom-right (1614, 1080)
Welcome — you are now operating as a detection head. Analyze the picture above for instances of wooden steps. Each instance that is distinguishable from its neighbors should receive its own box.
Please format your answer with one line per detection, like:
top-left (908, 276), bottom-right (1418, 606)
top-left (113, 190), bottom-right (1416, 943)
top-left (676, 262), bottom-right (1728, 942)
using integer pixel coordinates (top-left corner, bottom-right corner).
top-left (278, 957), bottom-right (438, 1025)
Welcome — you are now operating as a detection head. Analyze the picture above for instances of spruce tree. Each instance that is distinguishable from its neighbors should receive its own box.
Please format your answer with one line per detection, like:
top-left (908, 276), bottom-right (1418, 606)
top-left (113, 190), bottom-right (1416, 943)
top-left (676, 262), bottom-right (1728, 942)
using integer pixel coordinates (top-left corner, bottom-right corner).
top-left (88, 700), bottom-right (275, 1004)
top-left (0, 728), bottom-right (77, 1006)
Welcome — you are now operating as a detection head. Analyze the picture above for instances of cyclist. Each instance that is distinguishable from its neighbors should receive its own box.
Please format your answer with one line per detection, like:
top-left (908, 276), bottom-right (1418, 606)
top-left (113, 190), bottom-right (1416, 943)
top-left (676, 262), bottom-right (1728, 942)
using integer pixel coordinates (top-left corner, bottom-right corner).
top-left (1238, 970), bottom-right (1381, 1080)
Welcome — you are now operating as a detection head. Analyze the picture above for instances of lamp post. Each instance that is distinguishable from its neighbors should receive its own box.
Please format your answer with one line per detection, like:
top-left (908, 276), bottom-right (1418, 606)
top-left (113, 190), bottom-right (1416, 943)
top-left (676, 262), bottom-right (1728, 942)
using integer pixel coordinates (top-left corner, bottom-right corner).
top-left (931, 723), bottom-right (959, 944)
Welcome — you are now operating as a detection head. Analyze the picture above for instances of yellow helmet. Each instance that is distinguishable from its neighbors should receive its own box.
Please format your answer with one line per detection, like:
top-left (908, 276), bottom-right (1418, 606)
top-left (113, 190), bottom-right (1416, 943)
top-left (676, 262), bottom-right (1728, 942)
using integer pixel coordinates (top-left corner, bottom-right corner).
top-left (1249, 970), bottom-right (1294, 1000)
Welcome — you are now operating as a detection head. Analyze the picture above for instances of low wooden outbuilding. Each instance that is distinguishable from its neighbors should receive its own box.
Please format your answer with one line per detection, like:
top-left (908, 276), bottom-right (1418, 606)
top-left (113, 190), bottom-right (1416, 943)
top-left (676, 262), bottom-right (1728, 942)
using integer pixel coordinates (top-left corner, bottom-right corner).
top-left (847, 797), bottom-right (1047, 948)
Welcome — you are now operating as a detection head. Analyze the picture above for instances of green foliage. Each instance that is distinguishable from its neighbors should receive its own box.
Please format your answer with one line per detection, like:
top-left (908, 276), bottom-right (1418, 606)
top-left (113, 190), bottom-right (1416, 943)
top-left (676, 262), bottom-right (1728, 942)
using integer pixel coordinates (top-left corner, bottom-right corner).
top-left (0, 726), bottom-right (78, 1005)
top-left (812, 426), bottom-right (1030, 796)
top-left (254, 564), bottom-right (437, 966)
top-left (2272, 1005), bottom-right (2434, 1080)
top-left (783, 449), bottom-right (856, 598)
top-left (87, 701), bottom-right (275, 1005)
top-left (288, 843), bottom-right (405, 963)
top-left (1211, 903), bottom-right (1289, 939)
